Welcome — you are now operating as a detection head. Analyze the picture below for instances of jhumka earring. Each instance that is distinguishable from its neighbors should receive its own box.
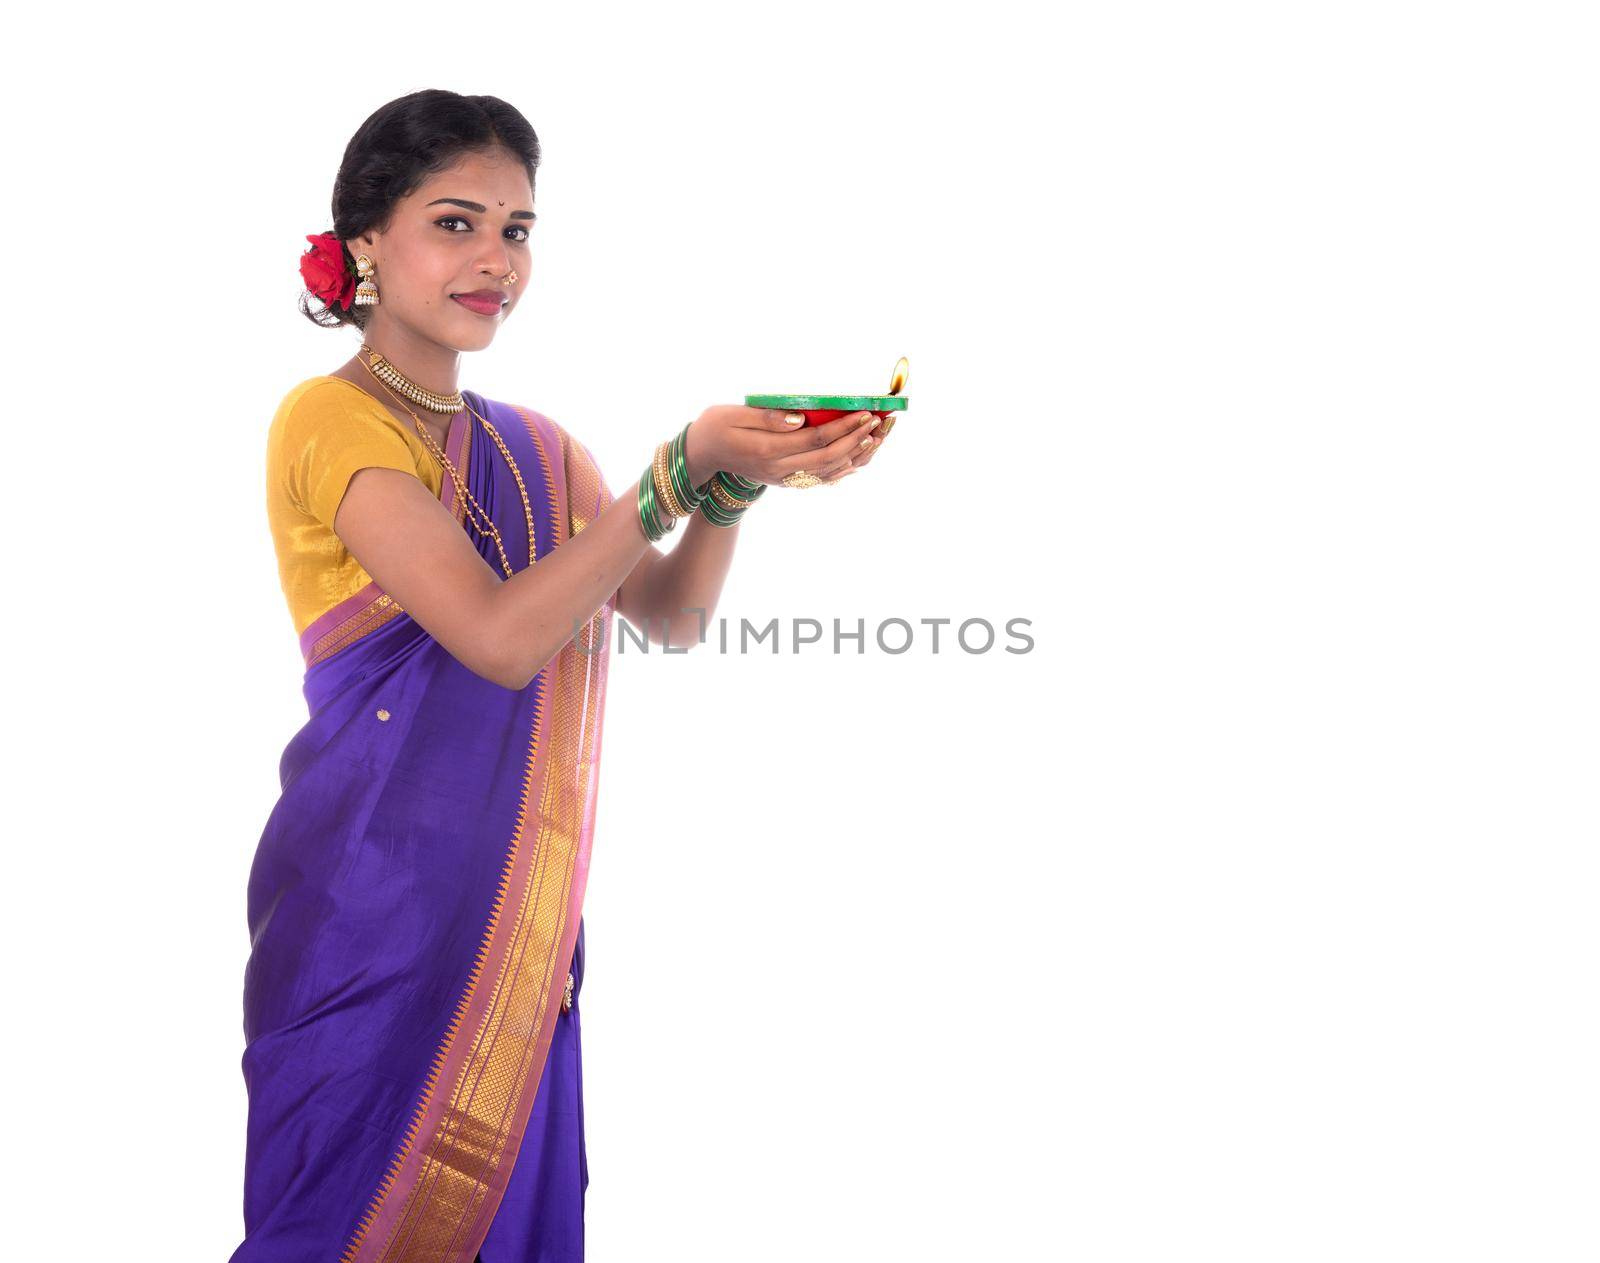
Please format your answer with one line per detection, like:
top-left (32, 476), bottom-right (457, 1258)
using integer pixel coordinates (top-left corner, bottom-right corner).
top-left (353, 254), bottom-right (380, 307)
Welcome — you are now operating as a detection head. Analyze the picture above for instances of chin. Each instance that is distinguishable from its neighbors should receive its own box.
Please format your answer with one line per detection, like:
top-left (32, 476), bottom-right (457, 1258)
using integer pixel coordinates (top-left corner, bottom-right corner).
top-left (443, 320), bottom-right (502, 353)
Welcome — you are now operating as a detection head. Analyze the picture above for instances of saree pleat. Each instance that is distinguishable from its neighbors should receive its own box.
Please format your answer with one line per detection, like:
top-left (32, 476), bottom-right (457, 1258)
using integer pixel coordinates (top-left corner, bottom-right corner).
top-left (234, 393), bottom-right (614, 1263)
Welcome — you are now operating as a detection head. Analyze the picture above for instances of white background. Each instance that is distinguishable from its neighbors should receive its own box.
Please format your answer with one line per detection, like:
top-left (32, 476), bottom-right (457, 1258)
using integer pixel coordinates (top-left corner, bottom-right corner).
top-left (5, 3), bottom-right (1595, 1259)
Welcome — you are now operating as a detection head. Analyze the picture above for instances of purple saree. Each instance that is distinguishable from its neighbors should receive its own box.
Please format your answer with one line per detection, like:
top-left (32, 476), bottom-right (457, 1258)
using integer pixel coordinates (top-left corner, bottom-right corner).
top-left (234, 392), bottom-right (616, 1263)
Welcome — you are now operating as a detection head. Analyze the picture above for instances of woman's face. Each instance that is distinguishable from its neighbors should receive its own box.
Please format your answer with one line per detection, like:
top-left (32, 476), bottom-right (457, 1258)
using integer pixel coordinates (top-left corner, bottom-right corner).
top-left (348, 147), bottom-right (535, 353)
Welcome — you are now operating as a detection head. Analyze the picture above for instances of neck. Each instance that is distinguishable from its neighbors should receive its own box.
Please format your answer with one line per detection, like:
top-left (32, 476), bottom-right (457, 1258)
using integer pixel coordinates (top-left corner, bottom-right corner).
top-left (360, 316), bottom-right (462, 396)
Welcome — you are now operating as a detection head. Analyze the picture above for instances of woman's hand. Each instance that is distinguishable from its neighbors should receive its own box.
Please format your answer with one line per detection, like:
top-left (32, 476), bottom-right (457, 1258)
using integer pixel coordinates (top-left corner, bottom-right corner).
top-left (684, 406), bottom-right (887, 488)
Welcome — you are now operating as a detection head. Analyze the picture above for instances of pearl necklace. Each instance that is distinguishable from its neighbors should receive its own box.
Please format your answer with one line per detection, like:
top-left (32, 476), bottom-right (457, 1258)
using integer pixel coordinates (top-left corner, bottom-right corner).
top-left (360, 342), bottom-right (465, 414)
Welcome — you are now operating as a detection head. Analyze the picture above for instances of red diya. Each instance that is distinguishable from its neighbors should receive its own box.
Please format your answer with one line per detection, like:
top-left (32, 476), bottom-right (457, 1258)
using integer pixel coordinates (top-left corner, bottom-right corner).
top-left (747, 358), bottom-right (910, 436)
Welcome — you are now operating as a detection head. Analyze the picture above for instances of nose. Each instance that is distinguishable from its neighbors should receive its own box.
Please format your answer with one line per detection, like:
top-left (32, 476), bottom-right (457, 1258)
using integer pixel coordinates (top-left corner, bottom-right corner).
top-left (475, 240), bottom-right (515, 282)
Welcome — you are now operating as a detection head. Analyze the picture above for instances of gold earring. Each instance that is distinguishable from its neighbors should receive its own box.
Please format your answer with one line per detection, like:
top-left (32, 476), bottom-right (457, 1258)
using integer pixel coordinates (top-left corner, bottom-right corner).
top-left (353, 254), bottom-right (380, 307)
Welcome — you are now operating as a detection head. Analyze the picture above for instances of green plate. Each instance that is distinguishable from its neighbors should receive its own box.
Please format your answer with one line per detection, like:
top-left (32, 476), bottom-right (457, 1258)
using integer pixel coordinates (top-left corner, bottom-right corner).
top-left (745, 393), bottom-right (909, 411)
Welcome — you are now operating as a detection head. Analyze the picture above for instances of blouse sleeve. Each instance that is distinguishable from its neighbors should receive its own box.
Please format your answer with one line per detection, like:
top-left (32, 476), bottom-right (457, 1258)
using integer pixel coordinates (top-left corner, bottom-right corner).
top-left (276, 384), bottom-right (421, 530)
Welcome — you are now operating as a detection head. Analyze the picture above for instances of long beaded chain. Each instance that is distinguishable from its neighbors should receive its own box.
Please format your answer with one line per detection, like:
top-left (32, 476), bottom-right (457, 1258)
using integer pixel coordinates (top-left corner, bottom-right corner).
top-left (356, 355), bottom-right (536, 578)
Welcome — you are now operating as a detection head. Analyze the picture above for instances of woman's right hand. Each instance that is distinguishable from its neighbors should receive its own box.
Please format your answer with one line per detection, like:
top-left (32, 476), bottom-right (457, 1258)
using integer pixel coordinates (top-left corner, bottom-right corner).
top-left (685, 406), bottom-right (886, 488)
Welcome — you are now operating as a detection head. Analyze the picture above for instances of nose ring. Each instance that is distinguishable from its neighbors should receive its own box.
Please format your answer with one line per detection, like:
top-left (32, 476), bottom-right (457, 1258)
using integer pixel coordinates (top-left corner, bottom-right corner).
top-left (503, 269), bottom-right (519, 285)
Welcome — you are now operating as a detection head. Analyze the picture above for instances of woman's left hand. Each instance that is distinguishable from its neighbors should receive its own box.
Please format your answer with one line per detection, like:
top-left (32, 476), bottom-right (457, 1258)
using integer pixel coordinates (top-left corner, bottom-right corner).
top-left (826, 413), bottom-right (892, 483)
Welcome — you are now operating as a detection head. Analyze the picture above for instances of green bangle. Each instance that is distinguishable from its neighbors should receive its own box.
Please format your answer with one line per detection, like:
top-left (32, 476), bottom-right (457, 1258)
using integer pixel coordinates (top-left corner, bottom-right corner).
top-left (720, 471), bottom-right (765, 499)
top-left (699, 500), bottom-right (741, 527)
top-left (668, 423), bottom-right (709, 512)
top-left (697, 470), bottom-right (763, 527)
top-left (637, 465), bottom-right (675, 541)
top-left (716, 470), bottom-right (765, 503)
top-left (698, 496), bottom-right (738, 528)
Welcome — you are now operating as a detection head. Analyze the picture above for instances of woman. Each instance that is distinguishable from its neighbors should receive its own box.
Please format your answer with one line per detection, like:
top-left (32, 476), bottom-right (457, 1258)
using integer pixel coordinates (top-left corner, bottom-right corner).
top-left (234, 90), bottom-right (889, 1263)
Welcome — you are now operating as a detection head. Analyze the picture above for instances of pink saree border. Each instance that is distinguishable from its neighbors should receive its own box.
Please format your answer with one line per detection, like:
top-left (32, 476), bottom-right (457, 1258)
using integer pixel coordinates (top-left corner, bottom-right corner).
top-left (339, 407), bottom-right (613, 1263)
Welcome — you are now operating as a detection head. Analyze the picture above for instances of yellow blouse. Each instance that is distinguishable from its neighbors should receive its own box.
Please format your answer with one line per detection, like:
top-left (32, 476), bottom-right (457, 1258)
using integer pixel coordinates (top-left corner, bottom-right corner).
top-left (265, 375), bottom-right (449, 638)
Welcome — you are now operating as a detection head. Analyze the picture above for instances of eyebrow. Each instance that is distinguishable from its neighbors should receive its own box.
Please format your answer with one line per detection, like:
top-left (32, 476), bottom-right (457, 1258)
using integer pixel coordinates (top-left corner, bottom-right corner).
top-left (426, 197), bottom-right (536, 220)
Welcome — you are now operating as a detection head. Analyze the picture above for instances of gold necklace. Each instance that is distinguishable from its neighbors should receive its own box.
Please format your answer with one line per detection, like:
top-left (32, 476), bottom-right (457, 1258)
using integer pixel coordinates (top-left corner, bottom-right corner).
top-left (356, 358), bottom-right (537, 578)
top-left (360, 342), bottom-right (465, 413)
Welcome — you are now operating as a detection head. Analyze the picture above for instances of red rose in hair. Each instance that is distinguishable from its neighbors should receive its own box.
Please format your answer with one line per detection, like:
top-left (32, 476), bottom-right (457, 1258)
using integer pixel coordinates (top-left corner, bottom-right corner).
top-left (299, 232), bottom-right (356, 311)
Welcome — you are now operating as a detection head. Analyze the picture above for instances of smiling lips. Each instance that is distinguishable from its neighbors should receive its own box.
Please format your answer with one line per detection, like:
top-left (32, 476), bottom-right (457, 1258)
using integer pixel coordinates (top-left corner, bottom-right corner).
top-left (451, 290), bottom-right (506, 316)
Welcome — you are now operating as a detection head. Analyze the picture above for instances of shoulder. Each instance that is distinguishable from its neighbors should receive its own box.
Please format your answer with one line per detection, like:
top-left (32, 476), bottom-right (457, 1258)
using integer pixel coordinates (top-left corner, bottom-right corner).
top-left (268, 375), bottom-right (426, 476)
top-left (267, 376), bottom-right (426, 519)
top-left (268, 376), bottom-right (407, 449)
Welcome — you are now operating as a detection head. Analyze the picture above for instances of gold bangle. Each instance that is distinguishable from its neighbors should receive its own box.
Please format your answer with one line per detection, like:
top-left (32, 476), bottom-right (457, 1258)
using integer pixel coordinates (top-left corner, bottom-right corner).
top-left (709, 480), bottom-right (755, 512)
top-left (654, 442), bottom-right (689, 518)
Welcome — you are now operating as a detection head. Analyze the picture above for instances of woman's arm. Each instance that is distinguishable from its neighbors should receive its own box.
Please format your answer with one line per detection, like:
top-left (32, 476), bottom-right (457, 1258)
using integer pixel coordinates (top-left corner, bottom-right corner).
top-left (331, 406), bottom-right (887, 688)
top-left (334, 466), bottom-right (654, 689)
top-left (614, 512), bottom-right (740, 650)
top-left (612, 409), bottom-right (885, 649)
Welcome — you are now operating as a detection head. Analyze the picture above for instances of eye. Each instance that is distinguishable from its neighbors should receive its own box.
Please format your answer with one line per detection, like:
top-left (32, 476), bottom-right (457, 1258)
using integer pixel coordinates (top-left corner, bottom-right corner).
top-left (506, 225), bottom-right (531, 243)
top-left (435, 215), bottom-right (471, 232)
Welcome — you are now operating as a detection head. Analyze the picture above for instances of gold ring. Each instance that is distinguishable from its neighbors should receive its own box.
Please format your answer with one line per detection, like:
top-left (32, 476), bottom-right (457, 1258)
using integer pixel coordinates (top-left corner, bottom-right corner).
top-left (780, 469), bottom-right (822, 489)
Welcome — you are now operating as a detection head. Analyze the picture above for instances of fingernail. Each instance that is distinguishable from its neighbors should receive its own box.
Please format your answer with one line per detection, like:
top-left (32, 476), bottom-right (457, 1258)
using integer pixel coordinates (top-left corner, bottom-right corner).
top-left (858, 434), bottom-right (875, 448)
top-left (785, 412), bottom-right (804, 426)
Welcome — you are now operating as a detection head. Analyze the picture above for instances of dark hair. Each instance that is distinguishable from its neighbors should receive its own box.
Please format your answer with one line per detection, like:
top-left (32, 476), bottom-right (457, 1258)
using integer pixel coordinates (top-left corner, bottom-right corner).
top-left (300, 89), bottom-right (541, 330)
